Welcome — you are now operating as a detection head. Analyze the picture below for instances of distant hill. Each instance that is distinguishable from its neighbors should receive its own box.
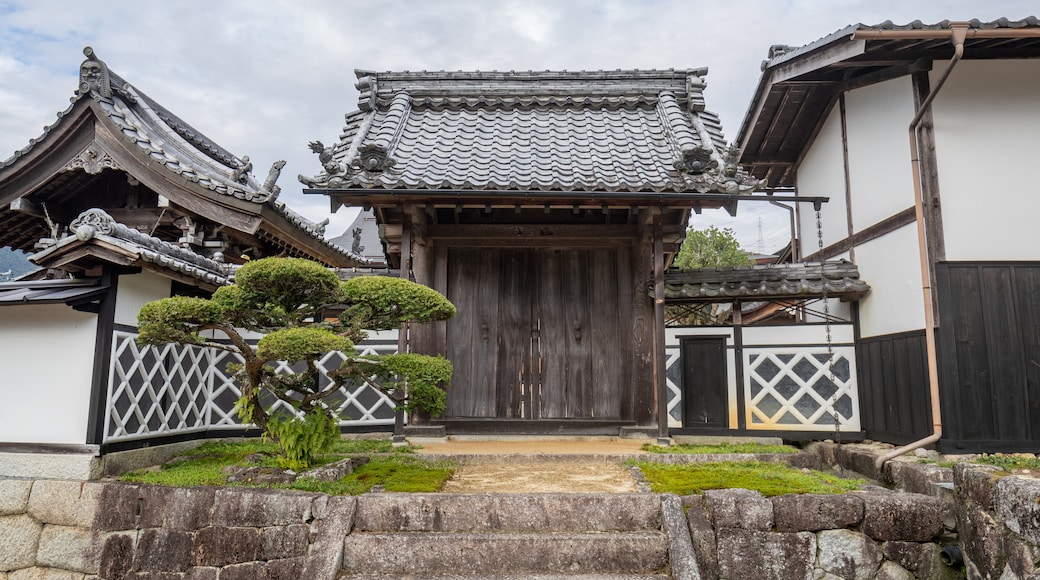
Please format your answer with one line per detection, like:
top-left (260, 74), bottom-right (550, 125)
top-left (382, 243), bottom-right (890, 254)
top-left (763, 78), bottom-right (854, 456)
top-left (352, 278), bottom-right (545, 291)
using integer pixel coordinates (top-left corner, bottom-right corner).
top-left (0, 247), bottom-right (36, 281)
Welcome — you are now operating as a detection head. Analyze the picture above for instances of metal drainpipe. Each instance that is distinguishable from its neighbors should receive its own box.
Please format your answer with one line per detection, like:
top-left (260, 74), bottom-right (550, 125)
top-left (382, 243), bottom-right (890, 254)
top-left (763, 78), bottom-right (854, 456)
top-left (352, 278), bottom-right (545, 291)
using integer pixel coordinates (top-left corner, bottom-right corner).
top-left (768, 200), bottom-right (797, 260)
top-left (872, 23), bottom-right (968, 471)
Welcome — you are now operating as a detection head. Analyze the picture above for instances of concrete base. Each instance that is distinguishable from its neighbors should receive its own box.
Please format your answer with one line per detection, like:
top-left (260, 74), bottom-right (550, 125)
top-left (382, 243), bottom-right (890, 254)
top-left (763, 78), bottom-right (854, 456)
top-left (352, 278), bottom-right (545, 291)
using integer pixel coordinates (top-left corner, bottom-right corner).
top-left (619, 426), bottom-right (658, 439)
top-left (672, 434), bottom-right (784, 446)
top-left (404, 425), bottom-right (447, 438)
top-left (0, 451), bottom-right (101, 480)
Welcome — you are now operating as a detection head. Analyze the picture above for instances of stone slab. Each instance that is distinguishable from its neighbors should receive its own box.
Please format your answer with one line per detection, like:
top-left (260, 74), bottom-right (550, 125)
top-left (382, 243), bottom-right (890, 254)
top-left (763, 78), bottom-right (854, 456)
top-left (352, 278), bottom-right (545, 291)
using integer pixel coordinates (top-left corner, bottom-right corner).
top-left (704, 488), bottom-right (774, 531)
top-left (0, 514), bottom-right (43, 571)
top-left (815, 529), bottom-right (882, 580)
top-left (715, 528), bottom-right (815, 580)
top-left (27, 481), bottom-right (102, 527)
top-left (0, 480), bottom-right (32, 516)
top-left (772, 493), bottom-right (863, 532)
top-left (35, 524), bottom-right (98, 574)
top-left (0, 453), bottom-right (100, 481)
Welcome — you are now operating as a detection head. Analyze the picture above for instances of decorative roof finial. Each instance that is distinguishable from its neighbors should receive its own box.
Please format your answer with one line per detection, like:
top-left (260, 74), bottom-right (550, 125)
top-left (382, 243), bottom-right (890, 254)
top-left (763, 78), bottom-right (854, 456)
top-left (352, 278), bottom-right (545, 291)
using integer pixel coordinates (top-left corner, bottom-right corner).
top-left (261, 160), bottom-right (286, 201)
top-left (79, 46), bottom-right (112, 98)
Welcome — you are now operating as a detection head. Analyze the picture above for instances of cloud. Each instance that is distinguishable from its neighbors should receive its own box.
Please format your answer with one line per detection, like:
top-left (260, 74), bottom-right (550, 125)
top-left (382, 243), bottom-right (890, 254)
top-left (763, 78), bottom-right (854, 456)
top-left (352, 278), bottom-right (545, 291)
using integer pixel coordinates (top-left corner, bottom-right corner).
top-left (2, 0), bottom-right (1035, 243)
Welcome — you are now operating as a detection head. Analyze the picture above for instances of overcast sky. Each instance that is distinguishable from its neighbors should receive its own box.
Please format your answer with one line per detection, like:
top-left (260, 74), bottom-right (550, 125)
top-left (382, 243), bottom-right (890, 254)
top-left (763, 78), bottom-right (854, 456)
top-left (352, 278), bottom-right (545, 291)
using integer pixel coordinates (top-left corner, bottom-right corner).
top-left (1, 0), bottom-right (1033, 253)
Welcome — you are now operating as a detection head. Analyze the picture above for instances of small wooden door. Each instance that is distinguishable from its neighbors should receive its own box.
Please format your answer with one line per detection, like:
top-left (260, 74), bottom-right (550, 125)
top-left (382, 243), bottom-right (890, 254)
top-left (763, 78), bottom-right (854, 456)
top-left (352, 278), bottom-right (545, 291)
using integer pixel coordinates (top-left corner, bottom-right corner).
top-left (681, 337), bottom-right (728, 428)
top-left (444, 247), bottom-right (629, 421)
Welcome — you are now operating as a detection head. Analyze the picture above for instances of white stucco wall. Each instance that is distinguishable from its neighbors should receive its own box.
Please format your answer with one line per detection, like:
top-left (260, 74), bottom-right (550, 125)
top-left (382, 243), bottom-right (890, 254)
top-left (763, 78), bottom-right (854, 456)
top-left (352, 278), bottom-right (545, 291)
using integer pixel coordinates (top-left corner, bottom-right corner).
top-left (796, 105), bottom-right (848, 254)
top-left (0, 305), bottom-right (97, 444)
top-left (115, 271), bottom-right (172, 327)
top-left (844, 76), bottom-right (917, 228)
top-left (854, 223), bottom-right (926, 337)
top-left (930, 59), bottom-right (1040, 261)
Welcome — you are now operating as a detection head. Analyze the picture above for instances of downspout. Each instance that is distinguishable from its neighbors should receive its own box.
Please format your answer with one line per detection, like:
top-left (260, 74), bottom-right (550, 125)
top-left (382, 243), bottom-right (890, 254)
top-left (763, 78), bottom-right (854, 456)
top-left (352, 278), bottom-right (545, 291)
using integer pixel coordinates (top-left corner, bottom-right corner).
top-left (873, 23), bottom-right (968, 471)
top-left (768, 200), bottom-right (797, 260)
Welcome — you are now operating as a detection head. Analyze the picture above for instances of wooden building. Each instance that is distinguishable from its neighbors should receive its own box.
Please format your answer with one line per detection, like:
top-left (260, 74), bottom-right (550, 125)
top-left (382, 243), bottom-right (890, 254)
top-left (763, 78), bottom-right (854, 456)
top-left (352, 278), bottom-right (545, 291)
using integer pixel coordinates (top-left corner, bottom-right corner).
top-left (303, 69), bottom-right (820, 437)
top-left (737, 17), bottom-right (1040, 452)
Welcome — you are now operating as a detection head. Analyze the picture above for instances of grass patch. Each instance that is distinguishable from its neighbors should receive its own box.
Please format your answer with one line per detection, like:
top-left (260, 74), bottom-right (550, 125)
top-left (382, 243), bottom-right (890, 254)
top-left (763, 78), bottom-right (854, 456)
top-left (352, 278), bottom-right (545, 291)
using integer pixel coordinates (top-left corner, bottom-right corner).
top-left (120, 439), bottom-right (449, 495)
top-left (975, 455), bottom-right (1040, 472)
top-left (641, 442), bottom-right (799, 455)
top-left (632, 461), bottom-right (864, 496)
top-left (918, 459), bottom-right (956, 469)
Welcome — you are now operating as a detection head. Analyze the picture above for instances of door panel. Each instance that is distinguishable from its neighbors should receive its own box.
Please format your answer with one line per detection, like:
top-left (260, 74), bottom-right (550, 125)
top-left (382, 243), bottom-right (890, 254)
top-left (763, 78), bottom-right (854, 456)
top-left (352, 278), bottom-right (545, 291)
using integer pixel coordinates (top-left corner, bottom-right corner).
top-left (444, 246), bottom-right (626, 421)
top-left (681, 337), bottom-right (728, 429)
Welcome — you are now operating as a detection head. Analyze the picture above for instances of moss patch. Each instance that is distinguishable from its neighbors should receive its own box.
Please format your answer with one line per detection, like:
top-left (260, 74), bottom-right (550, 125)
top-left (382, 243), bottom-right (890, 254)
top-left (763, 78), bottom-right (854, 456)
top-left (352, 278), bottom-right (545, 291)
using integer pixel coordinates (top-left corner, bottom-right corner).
top-left (119, 439), bottom-right (451, 495)
top-left (632, 460), bottom-right (864, 496)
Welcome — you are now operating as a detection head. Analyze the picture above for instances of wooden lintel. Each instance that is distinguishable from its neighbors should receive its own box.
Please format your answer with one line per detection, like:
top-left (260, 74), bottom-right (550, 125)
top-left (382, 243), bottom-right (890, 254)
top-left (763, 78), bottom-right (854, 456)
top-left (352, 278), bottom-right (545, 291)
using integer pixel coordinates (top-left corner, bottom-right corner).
top-left (427, 224), bottom-right (640, 240)
top-left (9, 197), bottom-right (45, 219)
top-left (772, 39), bottom-right (867, 84)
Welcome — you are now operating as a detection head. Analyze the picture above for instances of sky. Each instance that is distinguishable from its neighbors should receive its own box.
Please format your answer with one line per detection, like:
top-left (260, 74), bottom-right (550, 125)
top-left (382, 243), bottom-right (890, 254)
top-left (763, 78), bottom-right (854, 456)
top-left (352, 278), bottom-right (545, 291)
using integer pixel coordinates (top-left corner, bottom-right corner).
top-left (1, 0), bottom-right (1034, 254)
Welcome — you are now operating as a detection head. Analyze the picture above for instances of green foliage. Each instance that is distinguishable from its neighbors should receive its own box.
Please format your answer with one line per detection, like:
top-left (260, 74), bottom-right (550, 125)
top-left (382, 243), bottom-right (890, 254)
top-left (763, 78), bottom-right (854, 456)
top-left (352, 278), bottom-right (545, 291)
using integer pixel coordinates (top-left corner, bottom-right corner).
top-left (641, 442), bottom-right (800, 455)
top-left (631, 461), bottom-right (864, 496)
top-left (257, 328), bottom-right (353, 362)
top-left (674, 226), bottom-right (753, 270)
top-left (355, 353), bottom-right (453, 416)
top-left (291, 456), bottom-right (455, 494)
top-left (339, 276), bottom-right (456, 330)
top-left (0, 247), bottom-right (36, 282)
top-left (233, 258), bottom-right (342, 327)
top-left (137, 297), bottom-right (225, 346)
top-left (265, 409), bottom-right (340, 470)
top-left (137, 257), bottom-right (456, 469)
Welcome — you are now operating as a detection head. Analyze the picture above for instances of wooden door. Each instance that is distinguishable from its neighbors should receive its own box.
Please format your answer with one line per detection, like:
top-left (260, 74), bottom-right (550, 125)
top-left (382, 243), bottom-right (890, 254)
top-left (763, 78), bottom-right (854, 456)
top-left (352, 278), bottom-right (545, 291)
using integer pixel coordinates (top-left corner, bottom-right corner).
top-left (444, 247), bottom-right (627, 421)
top-left (681, 337), bottom-right (728, 428)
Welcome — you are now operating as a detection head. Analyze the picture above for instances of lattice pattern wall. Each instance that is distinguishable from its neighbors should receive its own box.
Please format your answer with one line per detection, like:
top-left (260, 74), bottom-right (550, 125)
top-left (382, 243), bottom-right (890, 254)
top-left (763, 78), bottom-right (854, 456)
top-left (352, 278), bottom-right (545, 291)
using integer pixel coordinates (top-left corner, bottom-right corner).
top-left (745, 346), bottom-right (860, 431)
top-left (105, 330), bottom-right (399, 443)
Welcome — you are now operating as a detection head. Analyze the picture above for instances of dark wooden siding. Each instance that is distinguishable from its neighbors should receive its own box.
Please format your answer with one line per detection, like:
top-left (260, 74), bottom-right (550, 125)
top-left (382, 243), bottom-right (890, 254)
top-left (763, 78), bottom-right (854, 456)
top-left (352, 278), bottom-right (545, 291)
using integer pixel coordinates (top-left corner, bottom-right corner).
top-left (857, 330), bottom-right (932, 444)
top-left (936, 263), bottom-right (1040, 452)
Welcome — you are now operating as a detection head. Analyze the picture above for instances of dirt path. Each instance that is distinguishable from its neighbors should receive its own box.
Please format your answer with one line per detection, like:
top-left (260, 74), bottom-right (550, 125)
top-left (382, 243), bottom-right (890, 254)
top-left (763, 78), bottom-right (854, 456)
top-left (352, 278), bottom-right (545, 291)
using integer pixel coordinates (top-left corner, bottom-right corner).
top-left (441, 461), bottom-right (638, 493)
top-left (417, 439), bottom-right (647, 493)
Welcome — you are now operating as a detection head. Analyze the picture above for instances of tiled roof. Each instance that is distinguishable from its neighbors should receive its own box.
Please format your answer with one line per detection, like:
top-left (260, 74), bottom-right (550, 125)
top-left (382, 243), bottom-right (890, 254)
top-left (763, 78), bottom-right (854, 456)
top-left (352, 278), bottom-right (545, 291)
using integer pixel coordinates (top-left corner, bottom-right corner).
top-left (662, 261), bottom-right (870, 302)
top-left (32, 209), bottom-right (231, 287)
top-left (0, 278), bottom-right (109, 307)
top-left (302, 69), bottom-right (755, 194)
top-left (762, 16), bottom-right (1040, 70)
top-left (2, 47), bottom-right (366, 266)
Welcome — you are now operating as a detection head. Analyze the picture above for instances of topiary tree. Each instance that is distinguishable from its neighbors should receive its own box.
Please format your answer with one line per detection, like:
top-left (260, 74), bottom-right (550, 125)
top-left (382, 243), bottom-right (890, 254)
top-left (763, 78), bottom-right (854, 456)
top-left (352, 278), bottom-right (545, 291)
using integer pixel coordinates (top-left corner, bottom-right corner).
top-left (136, 257), bottom-right (455, 468)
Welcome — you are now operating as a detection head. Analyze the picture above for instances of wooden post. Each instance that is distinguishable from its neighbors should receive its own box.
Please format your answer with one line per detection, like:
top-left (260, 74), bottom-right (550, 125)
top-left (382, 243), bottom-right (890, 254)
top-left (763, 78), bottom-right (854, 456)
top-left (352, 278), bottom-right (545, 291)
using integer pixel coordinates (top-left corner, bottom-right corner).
top-left (733, 301), bottom-right (746, 430)
top-left (394, 213), bottom-right (412, 445)
top-left (653, 217), bottom-right (669, 445)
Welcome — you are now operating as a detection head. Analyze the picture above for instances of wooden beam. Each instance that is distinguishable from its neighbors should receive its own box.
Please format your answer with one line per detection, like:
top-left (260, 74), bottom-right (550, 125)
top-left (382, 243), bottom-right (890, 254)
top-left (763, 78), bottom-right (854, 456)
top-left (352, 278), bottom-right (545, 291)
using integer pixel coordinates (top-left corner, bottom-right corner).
top-left (772, 39), bottom-right (867, 84)
top-left (803, 206), bottom-right (917, 261)
top-left (427, 224), bottom-right (641, 240)
top-left (912, 70), bottom-right (946, 325)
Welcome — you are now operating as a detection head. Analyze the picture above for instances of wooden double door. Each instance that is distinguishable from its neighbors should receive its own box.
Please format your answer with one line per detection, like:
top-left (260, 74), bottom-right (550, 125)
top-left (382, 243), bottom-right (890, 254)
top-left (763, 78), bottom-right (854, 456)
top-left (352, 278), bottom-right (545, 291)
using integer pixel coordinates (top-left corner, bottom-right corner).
top-left (443, 246), bottom-right (632, 421)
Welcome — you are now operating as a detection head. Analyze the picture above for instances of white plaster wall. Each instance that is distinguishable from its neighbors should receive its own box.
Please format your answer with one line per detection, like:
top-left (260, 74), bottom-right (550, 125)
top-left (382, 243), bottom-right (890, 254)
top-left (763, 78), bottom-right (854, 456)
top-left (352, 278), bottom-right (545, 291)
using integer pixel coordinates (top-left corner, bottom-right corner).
top-left (844, 76), bottom-right (917, 228)
top-left (0, 305), bottom-right (97, 444)
top-left (115, 271), bottom-right (172, 327)
top-left (854, 223), bottom-right (926, 337)
top-left (930, 60), bottom-right (1040, 261)
top-left (796, 105), bottom-right (848, 254)
top-left (743, 324), bottom-right (854, 346)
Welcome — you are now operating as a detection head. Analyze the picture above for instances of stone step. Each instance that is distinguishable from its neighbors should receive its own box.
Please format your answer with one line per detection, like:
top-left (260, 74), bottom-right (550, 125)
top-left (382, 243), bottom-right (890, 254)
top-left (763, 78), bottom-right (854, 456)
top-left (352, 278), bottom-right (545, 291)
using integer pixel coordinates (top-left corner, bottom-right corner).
top-left (341, 531), bottom-right (670, 576)
top-left (341, 575), bottom-right (671, 579)
top-left (353, 493), bottom-right (662, 533)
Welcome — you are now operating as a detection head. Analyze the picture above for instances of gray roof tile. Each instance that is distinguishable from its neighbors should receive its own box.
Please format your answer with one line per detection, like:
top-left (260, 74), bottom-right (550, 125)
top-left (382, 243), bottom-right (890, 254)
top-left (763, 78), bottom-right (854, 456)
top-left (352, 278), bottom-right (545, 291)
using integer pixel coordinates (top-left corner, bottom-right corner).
top-left (663, 261), bottom-right (870, 302)
top-left (305, 69), bottom-right (751, 193)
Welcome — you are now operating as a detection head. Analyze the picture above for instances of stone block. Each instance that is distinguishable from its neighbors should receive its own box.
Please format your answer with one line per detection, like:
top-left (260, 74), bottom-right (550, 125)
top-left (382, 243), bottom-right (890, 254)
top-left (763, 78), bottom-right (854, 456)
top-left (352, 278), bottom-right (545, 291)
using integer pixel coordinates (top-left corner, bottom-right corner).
top-left (716, 529), bottom-right (815, 580)
top-left (27, 481), bottom-right (103, 527)
top-left (122, 572), bottom-right (184, 580)
top-left (0, 453), bottom-right (99, 481)
top-left (834, 445), bottom-right (884, 481)
top-left (959, 502), bottom-right (1006, 578)
top-left (265, 557), bottom-right (306, 580)
top-left (300, 496), bottom-right (356, 578)
top-left (681, 495), bottom-right (717, 580)
top-left (874, 560), bottom-right (914, 580)
top-left (1003, 535), bottom-right (1040, 579)
top-left (36, 524), bottom-right (98, 574)
top-left (184, 567), bottom-right (218, 580)
top-left (92, 484), bottom-right (141, 531)
top-left (133, 528), bottom-right (193, 572)
top-left (259, 524), bottom-right (310, 560)
top-left (192, 526), bottom-right (259, 567)
top-left (858, 491), bottom-right (944, 541)
top-left (954, 463), bottom-right (1002, 511)
top-left (0, 514), bottom-right (43, 571)
top-left (661, 494), bottom-right (699, 580)
top-left (917, 543), bottom-right (970, 580)
top-left (815, 529), bottom-right (882, 580)
top-left (214, 561), bottom-right (267, 580)
top-left (97, 531), bottom-right (135, 580)
top-left (162, 487), bottom-right (215, 532)
top-left (8, 568), bottom-right (85, 580)
top-left (995, 475), bottom-right (1040, 545)
top-left (888, 462), bottom-right (952, 496)
top-left (210, 488), bottom-right (318, 528)
top-left (0, 481), bottom-right (33, 516)
top-left (772, 493), bottom-right (863, 532)
top-left (881, 541), bottom-right (925, 571)
top-left (704, 488), bottom-right (774, 531)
